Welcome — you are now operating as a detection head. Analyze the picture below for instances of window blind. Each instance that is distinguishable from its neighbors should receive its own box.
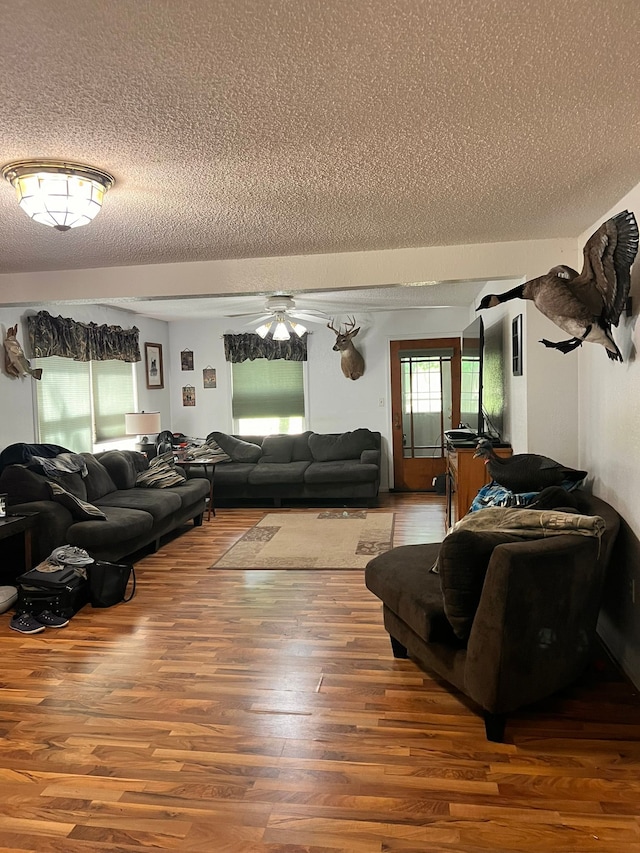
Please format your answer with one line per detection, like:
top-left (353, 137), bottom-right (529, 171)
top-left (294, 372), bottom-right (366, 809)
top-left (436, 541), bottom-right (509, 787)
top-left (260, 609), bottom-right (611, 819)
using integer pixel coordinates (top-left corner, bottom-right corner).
top-left (35, 356), bottom-right (92, 451)
top-left (231, 359), bottom-right (304, 419)
top-left (92, 359), bottom-right (135, 441)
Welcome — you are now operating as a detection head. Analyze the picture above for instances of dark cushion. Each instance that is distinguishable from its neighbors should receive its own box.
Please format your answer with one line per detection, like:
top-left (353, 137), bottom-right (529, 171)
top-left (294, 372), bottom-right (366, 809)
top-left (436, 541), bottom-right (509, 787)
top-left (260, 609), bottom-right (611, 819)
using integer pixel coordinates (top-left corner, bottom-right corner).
top-left (248, 461), bottom-right (310, 484)
top-left (210, 432), bottom-right (262, 463)
top-left (437, 528), bottom-right (523, 640)
top-left (81, 454), bottom-right (118, 501)
top-left (291, 431), bottom-right (313, 462)
top-left (66, 506), bottom-right (154, 552)
top-left (304, 461), bottom-right (379, 484)
top-left (96, 487), bottom-right (182, 522)
top-left (308, 429), bottom-right (377, 462)
top-left (0, 465), bottom-right (52, 504)
top-left (258, 435), bottom-right (293, 464)
top-left (47, 481), bottom-right (107, 520)
top-left (214, 462), bottom-right (256, 485)
top-left (97, 450), bottom-right (140, 490)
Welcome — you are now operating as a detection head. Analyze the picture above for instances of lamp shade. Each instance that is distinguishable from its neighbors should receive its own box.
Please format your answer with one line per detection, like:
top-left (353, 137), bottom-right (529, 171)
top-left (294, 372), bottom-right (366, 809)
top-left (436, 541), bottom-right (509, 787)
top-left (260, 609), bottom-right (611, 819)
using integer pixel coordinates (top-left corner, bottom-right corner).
top-left (125, 412), bottom-right (161, 438)
top-left (2, 159), bottom-right (115, 231)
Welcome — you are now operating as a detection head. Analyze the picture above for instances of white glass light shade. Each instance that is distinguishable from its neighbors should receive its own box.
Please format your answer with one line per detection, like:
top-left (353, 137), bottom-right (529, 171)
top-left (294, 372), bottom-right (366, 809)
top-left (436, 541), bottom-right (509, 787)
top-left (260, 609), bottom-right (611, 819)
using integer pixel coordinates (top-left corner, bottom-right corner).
top-left (2, 160), bottom-right (114, 231)
top-left (125, 412), bottom-right (161, 440)
top-left (272, 319), bottom-right (290, 341)
top-left (289, 321), bottom-right (307, 337)
top-left (255, 322), bottom-right (272, 339)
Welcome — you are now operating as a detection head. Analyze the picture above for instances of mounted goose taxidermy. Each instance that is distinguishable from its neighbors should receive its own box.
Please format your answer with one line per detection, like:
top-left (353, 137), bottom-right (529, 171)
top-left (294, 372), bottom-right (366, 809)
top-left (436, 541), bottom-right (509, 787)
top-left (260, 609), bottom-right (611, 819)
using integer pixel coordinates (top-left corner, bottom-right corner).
top-left (473, 438), bottom-right (587, 493)
top-left (477, 210), bottom-right (638, 362)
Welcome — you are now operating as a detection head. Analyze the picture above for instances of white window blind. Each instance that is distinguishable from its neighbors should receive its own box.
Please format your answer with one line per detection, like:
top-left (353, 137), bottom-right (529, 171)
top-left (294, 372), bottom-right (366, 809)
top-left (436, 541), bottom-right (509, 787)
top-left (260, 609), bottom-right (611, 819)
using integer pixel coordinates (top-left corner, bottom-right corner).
top-left (34, 356), bottom-right (134, 451)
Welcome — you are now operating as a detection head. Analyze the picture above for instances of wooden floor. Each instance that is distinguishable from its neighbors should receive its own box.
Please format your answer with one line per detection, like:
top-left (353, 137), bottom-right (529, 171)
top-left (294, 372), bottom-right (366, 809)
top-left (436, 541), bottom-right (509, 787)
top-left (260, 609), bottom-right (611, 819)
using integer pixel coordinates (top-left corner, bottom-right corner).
top-left (0, 493), bottom-right (639, 852)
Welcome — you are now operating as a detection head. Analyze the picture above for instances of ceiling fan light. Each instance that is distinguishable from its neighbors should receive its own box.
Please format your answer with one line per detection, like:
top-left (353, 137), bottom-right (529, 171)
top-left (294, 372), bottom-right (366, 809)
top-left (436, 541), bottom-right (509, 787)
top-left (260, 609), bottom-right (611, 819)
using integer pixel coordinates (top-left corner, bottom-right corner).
top-left (289, 321), bottom-right (307, 336)
top-left (272, 320), bottom-right (290, 341)
top-left (255, 322), bottom-right (272, 339)
top-left (2, 159), bottom-right (114, 231)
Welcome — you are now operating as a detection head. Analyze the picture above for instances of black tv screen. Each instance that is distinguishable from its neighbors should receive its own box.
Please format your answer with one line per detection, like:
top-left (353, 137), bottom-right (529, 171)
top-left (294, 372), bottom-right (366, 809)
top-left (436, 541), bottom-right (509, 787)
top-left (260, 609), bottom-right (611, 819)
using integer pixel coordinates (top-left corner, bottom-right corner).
top-left (482, 318), bottom-right (505, 440)
top-left (460, 316), bottom-right (484, 435)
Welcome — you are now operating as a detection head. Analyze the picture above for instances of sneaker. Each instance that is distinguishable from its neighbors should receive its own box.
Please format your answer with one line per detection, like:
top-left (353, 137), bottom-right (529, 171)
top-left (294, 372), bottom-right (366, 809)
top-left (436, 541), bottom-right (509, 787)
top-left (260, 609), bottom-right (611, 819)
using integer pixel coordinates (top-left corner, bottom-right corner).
top-left (10, 613), bottom-right (46, 634)
top-left (35, 610), bottom-right (70, 628)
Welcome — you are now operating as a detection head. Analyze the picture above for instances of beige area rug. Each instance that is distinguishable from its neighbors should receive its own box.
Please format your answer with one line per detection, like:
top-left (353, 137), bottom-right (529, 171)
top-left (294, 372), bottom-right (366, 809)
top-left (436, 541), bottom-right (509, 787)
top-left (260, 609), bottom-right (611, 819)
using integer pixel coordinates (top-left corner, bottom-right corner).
top-left (210, 510), bottom-right (395, 569)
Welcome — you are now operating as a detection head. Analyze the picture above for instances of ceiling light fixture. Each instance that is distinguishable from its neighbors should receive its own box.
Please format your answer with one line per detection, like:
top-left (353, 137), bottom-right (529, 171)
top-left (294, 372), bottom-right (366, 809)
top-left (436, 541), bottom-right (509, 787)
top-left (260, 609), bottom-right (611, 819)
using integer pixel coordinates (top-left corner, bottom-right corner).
top-left (261, 313), bottom-right (308, 341)
top-left (1, 159), bottom-right (115, 231)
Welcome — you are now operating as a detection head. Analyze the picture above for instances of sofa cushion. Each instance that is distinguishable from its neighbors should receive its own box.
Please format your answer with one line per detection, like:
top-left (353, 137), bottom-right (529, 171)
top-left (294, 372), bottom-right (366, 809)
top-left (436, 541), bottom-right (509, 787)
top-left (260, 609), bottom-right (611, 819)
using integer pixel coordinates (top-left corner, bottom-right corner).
top-left (81, 454), bottom-right (118, 501)
top-left (308, 429), bottom-right (377, 462)
top-left (210, 432), bottom-right (262, 463)
top-left (97, 449), bottom-right (140, 489)
top-left (437, 528), bottom-right (523, 641)
top-left (48, 481), bottom-right (107, 520)
top-left (291, 431), bottom-right (313, 461)
top-left (304, 461), bottom-right (379, 484)
top-left (258, 435), bottom-right (293, 464)
top-left (136, 451), bottom-right (186, 488)
top-left (214, 462), bottom-right (256, 485)
top-left (96, 487), bottom-right (182, 521)
top-left (66, 506), bottom-right (154, 553)
top-left (365, 543), bottom-right (460, 644)
top-left (248, 461), bottom-right (310, 484)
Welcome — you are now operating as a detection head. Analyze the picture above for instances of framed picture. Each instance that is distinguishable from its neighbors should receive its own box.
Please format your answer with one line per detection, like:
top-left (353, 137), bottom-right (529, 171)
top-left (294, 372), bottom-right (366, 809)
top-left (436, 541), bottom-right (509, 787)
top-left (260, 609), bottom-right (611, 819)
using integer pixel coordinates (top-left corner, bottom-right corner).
top-left (182, 385), bottom-right (196, 406)
top-left (181, 349), bottom-right (194, 370)
top-left (203, 367), bottom-right (217, 388)
top-left (145, 342), bottom-right (164, 389)
top-left (512, 314), bottom-right (523, 376)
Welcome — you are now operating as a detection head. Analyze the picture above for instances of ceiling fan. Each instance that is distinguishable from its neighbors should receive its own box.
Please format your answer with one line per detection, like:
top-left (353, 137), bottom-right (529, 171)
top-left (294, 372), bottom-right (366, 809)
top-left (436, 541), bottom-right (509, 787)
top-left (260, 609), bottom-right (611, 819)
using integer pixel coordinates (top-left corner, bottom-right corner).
top-left (227, 294), bottom-right (331, 339)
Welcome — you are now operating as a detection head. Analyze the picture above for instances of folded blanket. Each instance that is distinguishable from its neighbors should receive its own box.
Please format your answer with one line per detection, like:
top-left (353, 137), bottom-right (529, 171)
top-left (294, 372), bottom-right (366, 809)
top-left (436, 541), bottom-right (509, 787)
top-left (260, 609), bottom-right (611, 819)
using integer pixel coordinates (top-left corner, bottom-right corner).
top-left (31, 452), bottom-right (88, 478)
top-left (454, 506), bottom-right (605, 539)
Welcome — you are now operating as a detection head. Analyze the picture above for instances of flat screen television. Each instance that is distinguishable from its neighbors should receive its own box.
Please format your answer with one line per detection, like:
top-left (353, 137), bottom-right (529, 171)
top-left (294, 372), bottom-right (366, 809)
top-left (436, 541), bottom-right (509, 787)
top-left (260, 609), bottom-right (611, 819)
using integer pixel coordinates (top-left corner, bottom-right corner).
top-left (460, 316), bottom-right (484, 436)
top-left (481, 318), bottom-right (505, 441)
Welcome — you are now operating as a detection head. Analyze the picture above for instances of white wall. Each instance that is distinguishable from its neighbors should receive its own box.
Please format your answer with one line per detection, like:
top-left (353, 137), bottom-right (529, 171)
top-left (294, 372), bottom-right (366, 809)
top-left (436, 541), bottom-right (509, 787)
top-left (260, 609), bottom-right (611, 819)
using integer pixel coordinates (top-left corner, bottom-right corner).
top-left (0, 305), bottom-right (171, 450)
top-left (576, 188), bottom-right (640, 685)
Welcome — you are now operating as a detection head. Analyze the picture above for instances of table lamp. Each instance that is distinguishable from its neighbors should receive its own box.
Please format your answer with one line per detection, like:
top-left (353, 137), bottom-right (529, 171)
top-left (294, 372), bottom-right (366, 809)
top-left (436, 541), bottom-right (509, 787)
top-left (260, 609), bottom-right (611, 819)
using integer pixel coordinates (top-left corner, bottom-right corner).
top-left (125, 411), bottom-right (162, 455)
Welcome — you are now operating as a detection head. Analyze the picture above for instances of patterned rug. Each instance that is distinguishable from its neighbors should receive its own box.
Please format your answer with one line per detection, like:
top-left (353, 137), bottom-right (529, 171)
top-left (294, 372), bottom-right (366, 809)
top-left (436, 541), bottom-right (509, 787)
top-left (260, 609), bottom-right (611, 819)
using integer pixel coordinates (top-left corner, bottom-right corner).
top-left (210, 510), bottom-right (395, 570)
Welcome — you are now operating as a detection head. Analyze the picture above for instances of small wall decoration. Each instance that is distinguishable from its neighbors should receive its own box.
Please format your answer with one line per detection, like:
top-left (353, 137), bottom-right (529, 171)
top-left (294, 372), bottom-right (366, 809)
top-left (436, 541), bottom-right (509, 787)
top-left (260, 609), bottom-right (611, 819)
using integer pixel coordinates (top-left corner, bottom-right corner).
top-left (203, 366), bottom-right (217, 388)
top-left (512, 314), bottom-right (523, 376)
top-left (3, 323), bottom-right (43, 380)
top-left (145, 342), bottom-right (164, 389)
top-left (182, 384), bottom-right (196, 406)
top-left (181, 349), bottom-right (194, 370)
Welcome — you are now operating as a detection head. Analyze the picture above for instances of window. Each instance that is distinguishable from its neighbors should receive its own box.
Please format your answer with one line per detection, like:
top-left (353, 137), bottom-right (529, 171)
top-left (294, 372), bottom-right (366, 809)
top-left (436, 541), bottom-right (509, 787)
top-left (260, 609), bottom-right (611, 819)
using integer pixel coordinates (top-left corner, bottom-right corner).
top-left (231, 359), bottom-right (305, 435)
top-left (34, 356), bottom-right (135, 451)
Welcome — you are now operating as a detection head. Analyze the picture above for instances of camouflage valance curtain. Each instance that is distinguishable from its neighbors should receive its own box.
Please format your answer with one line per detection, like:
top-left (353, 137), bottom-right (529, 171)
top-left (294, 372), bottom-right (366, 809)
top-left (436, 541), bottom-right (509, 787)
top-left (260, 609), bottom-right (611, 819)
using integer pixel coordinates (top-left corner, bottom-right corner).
top-left (27, 310), bottom-right (141, 363)
top-left (223, 333), bottom-right (307, 362)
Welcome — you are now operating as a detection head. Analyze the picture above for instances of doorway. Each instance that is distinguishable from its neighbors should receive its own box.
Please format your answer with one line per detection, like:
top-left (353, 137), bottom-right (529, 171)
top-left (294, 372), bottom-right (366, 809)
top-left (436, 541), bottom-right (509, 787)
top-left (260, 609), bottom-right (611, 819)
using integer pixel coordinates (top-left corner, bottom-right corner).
top-left (390, 338), bottom-right (461, 491)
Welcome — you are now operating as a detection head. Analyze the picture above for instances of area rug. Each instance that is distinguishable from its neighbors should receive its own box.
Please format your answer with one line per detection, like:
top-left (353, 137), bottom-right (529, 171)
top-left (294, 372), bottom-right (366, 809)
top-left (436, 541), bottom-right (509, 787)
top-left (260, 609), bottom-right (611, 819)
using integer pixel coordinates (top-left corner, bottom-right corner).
top-left (210, 510), bottom-right (395, 570)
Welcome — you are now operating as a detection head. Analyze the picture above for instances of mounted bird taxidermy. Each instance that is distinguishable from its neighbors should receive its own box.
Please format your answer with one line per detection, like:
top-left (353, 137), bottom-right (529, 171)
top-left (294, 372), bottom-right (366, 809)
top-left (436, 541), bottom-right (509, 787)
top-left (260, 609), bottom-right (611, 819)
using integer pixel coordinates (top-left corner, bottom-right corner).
top-left (473, 438), bottom-right (587, 493)
top-left (3, 324), bottom-right (42, 380)
top-left (327, 316), bottom-right (365, 380)
top-left (477, 210), bottom-right (638, 362)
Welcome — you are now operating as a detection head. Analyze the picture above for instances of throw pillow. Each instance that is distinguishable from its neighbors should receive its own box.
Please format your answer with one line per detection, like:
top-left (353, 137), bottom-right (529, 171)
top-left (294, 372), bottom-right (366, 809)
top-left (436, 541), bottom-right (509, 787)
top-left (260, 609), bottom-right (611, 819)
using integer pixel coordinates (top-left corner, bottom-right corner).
top-left (437, 527), bottom-right (522, 641)
top-left (136, 450), bottom-right (186, 488)
top-left (308, 429), bottom-right (377, 462)
top-left (209, 432), bottom-right (262, 463)
top-left (185, 439), bottom-right (231, 462)
top-left (48, 481), bottom-right (107, 520)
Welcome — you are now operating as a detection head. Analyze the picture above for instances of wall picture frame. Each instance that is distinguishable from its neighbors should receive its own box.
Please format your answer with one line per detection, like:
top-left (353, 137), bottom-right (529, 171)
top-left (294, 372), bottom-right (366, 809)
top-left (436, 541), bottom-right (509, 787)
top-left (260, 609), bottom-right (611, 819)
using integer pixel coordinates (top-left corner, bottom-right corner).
top-left (145, 342), bottom-right (164, 389)
top-left (203, 367), bottom-right (217, 388)
top-left (181, 349), bottom-right (194, 370)
top-left (182, 384), bottom-right (196, 406)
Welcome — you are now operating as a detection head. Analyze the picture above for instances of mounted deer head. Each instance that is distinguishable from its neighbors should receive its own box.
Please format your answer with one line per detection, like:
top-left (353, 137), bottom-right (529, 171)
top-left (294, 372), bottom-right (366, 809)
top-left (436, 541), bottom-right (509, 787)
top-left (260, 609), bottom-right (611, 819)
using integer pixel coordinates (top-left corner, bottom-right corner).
top-left (327, 316), bottom-right (365, 380)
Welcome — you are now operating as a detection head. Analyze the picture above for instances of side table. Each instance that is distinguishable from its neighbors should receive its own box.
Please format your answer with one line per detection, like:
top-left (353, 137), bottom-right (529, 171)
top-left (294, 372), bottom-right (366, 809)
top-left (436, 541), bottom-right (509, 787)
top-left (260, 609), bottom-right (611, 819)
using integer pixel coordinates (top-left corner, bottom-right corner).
top-left (0, 513), bottom-right (38, 581)
top-left (178, 459), bottom-right (219, 521)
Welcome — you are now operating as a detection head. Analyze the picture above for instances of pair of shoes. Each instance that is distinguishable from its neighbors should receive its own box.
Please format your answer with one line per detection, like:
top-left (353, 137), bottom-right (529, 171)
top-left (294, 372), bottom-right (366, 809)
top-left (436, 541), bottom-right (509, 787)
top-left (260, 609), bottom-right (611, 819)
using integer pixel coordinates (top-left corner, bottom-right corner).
top-left (9, 610), bottom-right (70, 634)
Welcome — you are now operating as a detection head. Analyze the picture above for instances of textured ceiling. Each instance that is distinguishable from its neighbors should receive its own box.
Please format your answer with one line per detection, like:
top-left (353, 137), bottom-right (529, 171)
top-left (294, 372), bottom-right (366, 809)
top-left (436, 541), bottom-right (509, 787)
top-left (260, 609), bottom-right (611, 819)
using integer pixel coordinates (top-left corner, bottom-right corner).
top-left (1, 0), bottom-right (640, 318)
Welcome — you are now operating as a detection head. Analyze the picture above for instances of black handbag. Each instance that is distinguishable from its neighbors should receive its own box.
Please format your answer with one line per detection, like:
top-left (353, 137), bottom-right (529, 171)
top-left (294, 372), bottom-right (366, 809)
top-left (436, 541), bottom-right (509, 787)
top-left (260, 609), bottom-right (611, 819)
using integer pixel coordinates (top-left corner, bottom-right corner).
top-left (86, 561), bottom-right (136, 607)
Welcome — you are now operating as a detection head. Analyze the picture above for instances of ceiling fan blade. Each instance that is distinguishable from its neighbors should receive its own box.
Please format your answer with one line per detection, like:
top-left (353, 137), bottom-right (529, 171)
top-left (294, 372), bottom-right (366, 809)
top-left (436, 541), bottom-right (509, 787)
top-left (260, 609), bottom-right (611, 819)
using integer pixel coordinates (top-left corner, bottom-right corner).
top-left (226, 310), bottom-right (268, 318)
top-left (290, 311), bottom-right (331, 323)
top-left (238, 314), bottom-right (272, 326)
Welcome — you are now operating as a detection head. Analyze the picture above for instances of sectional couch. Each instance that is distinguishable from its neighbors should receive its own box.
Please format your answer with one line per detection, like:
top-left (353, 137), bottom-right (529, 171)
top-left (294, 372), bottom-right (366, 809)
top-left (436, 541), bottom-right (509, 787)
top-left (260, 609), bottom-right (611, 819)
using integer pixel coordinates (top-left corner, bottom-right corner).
top-left (0, 447), bottom-right (210, 565)
top-left (201, 428), bottom-right (382, 505)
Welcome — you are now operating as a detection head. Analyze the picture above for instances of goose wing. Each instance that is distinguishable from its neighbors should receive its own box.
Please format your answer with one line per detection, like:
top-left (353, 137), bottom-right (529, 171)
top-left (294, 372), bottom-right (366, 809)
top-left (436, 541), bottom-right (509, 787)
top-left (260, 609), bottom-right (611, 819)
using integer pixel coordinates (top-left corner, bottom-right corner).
top-left (574, 210), bottom-right (638, 325)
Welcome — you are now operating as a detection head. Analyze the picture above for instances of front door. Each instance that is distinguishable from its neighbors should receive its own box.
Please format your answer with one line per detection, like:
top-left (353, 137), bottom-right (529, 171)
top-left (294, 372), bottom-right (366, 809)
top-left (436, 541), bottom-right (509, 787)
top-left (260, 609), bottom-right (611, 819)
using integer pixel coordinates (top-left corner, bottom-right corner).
top-left (390, 338), bottom-right (461, 491)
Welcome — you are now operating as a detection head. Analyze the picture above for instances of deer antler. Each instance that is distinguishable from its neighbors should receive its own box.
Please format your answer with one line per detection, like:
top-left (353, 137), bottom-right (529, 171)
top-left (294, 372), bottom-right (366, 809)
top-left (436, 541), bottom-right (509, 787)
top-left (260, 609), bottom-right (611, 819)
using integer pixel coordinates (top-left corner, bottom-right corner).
top-left (344, 316), bottom-right (357, 332)
top-left (327, 318), bottom-right (340, 334)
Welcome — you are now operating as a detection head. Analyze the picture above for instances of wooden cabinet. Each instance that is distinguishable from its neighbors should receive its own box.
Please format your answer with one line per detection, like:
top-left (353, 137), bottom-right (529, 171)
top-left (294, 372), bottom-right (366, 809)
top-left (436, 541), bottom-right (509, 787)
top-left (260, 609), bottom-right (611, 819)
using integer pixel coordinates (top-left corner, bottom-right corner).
top-left (445, 444), bottom-right (512, 529)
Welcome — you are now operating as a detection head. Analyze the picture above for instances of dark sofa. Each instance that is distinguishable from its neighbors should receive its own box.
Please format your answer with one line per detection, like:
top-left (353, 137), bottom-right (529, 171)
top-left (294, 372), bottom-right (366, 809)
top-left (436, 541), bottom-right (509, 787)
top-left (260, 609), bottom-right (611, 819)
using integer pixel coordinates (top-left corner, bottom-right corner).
top-left (0, 448), bottom-right (210, 566)
top-left (201, 428), bottom-right (382, 506)
top-left (365, 490), bottom-right (620, 741)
